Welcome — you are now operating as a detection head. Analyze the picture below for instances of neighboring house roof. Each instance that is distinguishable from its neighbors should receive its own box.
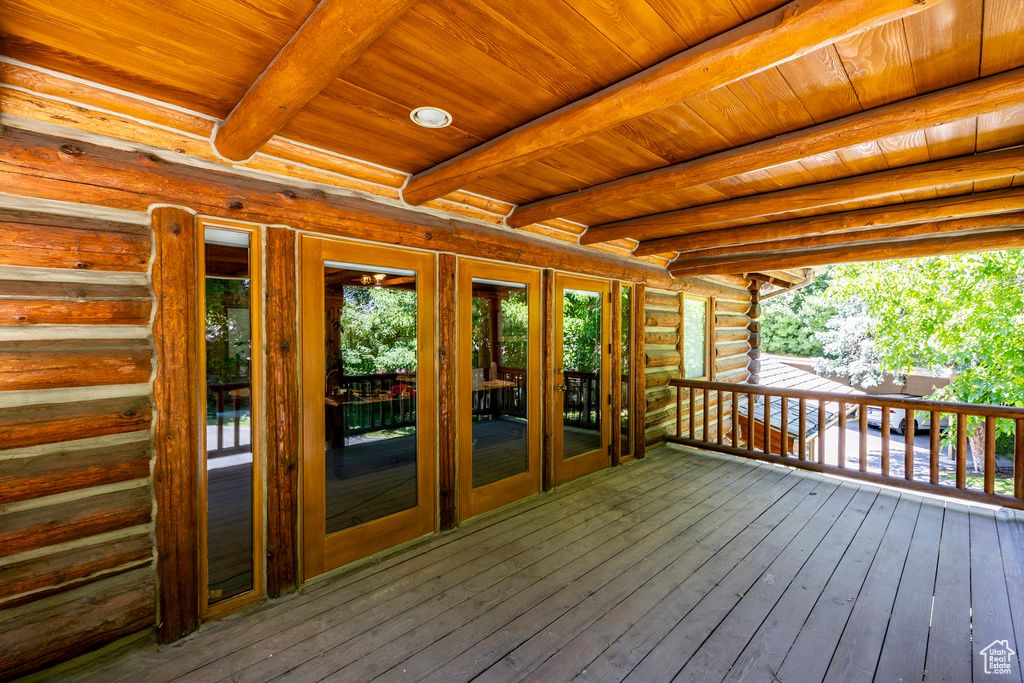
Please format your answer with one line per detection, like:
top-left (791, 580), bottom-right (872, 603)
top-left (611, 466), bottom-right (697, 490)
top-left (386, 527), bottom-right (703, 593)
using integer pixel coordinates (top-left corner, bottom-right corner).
top-left (742, 357), bottom-right (863, 439)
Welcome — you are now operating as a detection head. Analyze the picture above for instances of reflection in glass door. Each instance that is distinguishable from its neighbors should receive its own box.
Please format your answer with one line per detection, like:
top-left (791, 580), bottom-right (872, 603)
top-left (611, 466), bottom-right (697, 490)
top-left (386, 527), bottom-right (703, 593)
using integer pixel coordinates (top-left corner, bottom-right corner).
top-left (458, 261), bottom-right (541, 521)
top-left (301, 237), bottom-right (435, 579)
top-left (620, 284), bottom-right (633, 460)
top-left (554, 274), bottom-right (611, 485)
top-left (199, 220), bottom-right (262, 618)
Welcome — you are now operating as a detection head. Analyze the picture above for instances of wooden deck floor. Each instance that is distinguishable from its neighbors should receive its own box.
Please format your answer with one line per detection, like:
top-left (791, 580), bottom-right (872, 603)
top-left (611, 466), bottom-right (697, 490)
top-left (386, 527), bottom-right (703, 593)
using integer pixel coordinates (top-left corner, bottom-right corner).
top-left (54, 446), bottom-right (1024, 683)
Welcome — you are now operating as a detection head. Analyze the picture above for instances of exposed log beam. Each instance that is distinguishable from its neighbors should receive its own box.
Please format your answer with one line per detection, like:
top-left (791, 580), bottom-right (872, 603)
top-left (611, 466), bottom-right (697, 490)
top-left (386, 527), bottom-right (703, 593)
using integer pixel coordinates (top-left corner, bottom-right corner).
top-left (669, 212), bottom-right (1024, 262)
top-left (636, 186), bottom-right (1024, 256)
top-left (212, 0), bottom-right (418, 162)
top-left (510, 68), bottom-right (1024, 228)
top-left (668, 226), bottom-right (1024, 277)
top-left (583, 147), bottom-right (1024, 245)
top-left (401, 0), bottom-right (940, 206)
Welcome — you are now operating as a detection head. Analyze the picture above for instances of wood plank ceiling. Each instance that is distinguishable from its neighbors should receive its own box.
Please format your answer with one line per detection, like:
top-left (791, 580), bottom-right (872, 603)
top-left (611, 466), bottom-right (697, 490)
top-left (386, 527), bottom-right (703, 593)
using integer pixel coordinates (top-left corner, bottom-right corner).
top-left (2, 0), bottom-right (1023, 275)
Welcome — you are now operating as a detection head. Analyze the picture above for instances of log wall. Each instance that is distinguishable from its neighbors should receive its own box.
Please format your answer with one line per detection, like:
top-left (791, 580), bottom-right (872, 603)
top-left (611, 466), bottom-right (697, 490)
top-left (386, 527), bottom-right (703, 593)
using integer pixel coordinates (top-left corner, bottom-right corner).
top-left (643, 280), bottom-right (752, 449)
top-left (0, 196), bottom-right (156, 679)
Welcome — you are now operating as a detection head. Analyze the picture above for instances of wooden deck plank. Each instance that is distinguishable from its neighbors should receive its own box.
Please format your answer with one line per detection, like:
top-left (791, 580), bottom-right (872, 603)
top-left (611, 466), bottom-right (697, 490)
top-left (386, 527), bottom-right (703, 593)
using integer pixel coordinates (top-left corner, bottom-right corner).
top-left (667, 481), bottom-right (860, 683)
top-left (86, 452), bottom-right (686, 683)
top-left (970, 507), bottom-right (1023, 683)
top-left (871, 499), bottom-right (944, 683)
top-left (924, 502), bottom-right (974, 683)
top-left (225, 457), bottom-right (746, 682)
top-left (489, 476), bottom-right (837, 683)
top-left (996, 509), bottom-right (1024, 682)
top-left (52, 446), bottom-right (1018, 683)
top-left (821, 495), bottom-right (924, 683)
top-left (615, 478), bottom-right (841, 682)
top-left (368, 462), bottom-right (786, 683)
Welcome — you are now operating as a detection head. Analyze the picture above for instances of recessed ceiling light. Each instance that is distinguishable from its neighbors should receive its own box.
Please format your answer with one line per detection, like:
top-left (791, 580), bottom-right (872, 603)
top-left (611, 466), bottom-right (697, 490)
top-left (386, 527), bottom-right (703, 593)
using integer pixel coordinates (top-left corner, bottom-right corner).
top-left (410, 106), bottom-right (452, 129)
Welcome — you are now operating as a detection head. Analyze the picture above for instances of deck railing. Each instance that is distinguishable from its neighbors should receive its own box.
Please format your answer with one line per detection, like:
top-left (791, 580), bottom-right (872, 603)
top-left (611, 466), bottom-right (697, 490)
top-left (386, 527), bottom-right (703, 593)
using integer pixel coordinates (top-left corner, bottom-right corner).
top-left (669, 378), bottom-right (1024, 510)
top-left (563, 370), bottom-right (601, 430)
top-left (207, 381), bottom-right (251, 457)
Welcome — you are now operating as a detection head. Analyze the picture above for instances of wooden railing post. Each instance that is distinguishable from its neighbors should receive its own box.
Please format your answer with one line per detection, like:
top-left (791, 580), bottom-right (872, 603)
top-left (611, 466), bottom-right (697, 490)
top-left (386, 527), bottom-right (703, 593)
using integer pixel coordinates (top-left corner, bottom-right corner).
top-left (929, 412), bottom-right (940, 486)
top-left (956, 415), bottom-right (967, 490)
top-left (780, 397), bottom-right (789, 457)
top-left (817, 400), bottom-right (826, 464)
top-left (859, 405), bottom-right (868, 471)
top-left (985, 416), bottom-right (997, 494)
top-left (798, 398), bottom-right (807, 460)
top-left (837, 402), bottom-right (846, 469)
top-left (731, 391), bottom-right (739, 448)
top-left (1015, 418), bottom-right (1024, 500)
top-left (905, 408), bottom-right (914, 482)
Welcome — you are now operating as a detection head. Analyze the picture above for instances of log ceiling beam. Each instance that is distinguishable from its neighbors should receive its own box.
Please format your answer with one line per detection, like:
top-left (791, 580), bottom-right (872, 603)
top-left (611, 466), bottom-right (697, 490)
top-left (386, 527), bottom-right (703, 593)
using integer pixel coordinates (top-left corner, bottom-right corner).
top-left (581, 147), bottom-right (1024, 246)
top-left (212, 0), bottom-right (419, 162)
top-left (670, 212), bottom-right (1024, 271)
top-left (668, 223), bottom-right (1024, 277)
top-left (509, 68), bottom-right (1024, 229)
top-left (401, 0), bottom-right (941, 206)
top-left (636, 186), bottom-right (1024, 256)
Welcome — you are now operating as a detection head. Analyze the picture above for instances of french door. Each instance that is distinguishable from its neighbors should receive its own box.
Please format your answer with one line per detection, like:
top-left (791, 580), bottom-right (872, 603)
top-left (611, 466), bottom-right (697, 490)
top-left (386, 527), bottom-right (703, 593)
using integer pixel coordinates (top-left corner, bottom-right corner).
top-left (457, 259), bottom-right (542, 521)
top-left (553, 273), bottom-right (611, 485)
top-left (300, 235), bottom-right (435, 579)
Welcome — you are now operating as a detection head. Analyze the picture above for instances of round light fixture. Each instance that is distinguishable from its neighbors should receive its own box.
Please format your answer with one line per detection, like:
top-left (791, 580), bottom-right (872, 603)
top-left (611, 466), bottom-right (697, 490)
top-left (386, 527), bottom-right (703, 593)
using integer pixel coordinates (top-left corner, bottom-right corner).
top-left (410, 106), bottom-right (452, 129)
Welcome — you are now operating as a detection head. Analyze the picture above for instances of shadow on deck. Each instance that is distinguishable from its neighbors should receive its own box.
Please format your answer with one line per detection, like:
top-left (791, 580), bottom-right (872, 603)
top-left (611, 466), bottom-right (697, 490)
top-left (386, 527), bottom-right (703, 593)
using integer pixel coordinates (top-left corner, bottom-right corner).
top-left (51, 445), bottom-right (1024, 683)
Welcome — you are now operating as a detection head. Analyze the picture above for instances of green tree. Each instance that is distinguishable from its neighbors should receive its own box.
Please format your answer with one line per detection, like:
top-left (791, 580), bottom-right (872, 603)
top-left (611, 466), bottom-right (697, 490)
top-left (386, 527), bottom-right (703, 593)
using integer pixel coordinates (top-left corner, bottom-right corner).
top-left (761, 271), bottom-right (839, 357)
top-left (337, 286), bottom-right (418, 374)
top-left (829, 251), bottom-right (1024, 470)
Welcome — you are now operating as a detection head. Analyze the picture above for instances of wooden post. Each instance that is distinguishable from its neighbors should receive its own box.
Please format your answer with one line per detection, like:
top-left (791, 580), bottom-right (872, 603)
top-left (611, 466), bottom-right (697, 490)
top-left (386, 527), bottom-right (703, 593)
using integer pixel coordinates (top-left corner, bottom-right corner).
top-left (633, 284), bottom-right (646, 460)
top-left (984, 416), bottom-right (996, 495)
top-left (542, 269), bottom-right (555, 487)
top-left (1015, 418), bottom-right (1024, 500)
top-left (956, 415), bottom-right (967, 489)
top-left (746, 281), bottom-right (760, 384)
top-left (265, 226), bottom-right (299, 598)
top-left (611, 281), bottom-right (622, 466)
top-left (929, 411), bottom-right (941, 486)
top-left (152, 206), bottom-right (200, 643)
top-left (438, 253), bottom-right (457, 529)
top-left (859, 406), bottom-right (868, 471)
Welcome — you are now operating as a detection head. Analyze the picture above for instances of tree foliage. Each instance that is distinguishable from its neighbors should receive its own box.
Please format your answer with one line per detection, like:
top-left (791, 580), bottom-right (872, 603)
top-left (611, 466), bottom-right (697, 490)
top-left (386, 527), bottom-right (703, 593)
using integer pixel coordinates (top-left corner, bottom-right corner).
top-left (761, 273), bottom-right (839, 357)
top-left (337, 286), bottom-right (418, 374)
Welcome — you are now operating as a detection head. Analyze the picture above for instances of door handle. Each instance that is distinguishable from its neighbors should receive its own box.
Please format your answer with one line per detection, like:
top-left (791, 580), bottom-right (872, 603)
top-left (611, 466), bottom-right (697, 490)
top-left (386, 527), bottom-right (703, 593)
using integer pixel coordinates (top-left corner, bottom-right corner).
top-left (555, 383), bottom-right (567, 392)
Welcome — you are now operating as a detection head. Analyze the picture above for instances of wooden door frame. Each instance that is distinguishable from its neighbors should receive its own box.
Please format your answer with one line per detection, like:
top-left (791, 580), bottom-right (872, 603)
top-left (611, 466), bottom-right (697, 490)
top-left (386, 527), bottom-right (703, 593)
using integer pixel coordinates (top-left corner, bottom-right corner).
top-left (552, 272), bottom-right (612, 486)
top-left (456, 258), bottom-right (542, 522)
top-left (299, 235), bottom-right (436, 579)
top-left (196, 216), bottom-right (265, 620)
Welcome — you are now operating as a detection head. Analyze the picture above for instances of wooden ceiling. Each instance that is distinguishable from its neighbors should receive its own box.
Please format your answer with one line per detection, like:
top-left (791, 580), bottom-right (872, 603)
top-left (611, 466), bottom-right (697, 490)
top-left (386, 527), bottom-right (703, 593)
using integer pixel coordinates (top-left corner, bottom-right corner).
top-left (2, 0), bottom-right (1023, 275)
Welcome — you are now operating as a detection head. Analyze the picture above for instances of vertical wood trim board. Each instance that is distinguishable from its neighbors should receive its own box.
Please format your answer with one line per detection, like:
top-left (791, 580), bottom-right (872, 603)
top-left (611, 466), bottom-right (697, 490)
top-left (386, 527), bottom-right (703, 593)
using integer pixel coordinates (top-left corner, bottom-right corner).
top-left (151, 206), bottom-right (200, 643)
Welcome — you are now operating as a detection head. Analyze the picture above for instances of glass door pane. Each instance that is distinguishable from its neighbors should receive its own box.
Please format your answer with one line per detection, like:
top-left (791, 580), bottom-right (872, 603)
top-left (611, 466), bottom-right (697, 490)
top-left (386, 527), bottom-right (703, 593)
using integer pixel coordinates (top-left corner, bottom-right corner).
top-left (323, 262), bottom-right (418, 534)
top-left (202, 224), bottom-right (260, 611)
top-left (561, 288), bottom-right (604, 460)
top-left (469, 279), bottom-right (529, 488)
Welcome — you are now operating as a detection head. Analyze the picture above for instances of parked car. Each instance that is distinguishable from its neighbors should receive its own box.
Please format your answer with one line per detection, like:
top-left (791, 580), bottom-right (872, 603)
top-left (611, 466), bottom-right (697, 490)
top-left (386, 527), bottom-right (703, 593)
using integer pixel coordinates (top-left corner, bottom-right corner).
top-left (865, 405), bottom-right (951, 435)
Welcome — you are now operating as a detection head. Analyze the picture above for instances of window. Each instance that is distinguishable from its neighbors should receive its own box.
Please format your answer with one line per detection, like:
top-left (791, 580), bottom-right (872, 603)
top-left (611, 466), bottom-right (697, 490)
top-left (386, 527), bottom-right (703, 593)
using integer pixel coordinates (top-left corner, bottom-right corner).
top-left (682, 294), bottom-right (711, 380)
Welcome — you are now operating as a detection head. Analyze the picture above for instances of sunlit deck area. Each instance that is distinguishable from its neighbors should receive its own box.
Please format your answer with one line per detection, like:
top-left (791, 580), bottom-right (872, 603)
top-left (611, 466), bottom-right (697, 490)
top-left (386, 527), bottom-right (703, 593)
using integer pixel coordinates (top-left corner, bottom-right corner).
top-left (54, 446), bottom-right (1023, 683)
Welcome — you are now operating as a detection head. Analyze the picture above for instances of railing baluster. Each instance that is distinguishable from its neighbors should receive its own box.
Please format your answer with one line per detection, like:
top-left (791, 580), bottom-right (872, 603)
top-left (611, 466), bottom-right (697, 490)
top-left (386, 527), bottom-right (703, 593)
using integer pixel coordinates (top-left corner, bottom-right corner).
top-left (780, 397), bottom-right (789, 457)
top-left (956, 414), bottom-right (967, 490)
top-left (859, 405), bottom-right (868, 471)
top-left (905, 408), bottom-right (914, 482)
top-left (881, 408), bottom-right (890, 476)
top-left (676, 384), bottom-right (682, 438)
top-left (689, 387), bottom-right (695, 440)
top-left (747, 392), bottom-right (754, 451)
top-left (1016, 418), bottom-right (1024, 500)
top-left (817, 400), bottom-right (826, 464)
top-left (216, 388), bottom-right (225, 451)
top-left (985, 416), bottom-right (996, 495)
top-left (837, 402), bottom-right (846, 469)
top-left (703, 388), bottom-right (709, 442)
top-left (731, 391), bottom-right (739, 448)
top-left (929, 411), bottom-right (940, 485)
top-left (763, 395), bottom-right (772, 455)
top-left (717, 389), bottom-right (724, 446)
top-left (798, 398), bottom-right (807, 461)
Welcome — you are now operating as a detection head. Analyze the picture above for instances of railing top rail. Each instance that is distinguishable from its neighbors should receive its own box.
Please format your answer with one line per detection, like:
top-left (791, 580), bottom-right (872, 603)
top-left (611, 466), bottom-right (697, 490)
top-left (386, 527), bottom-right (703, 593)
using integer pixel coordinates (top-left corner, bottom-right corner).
top-left (670, 377), bottom-right (1024, 419)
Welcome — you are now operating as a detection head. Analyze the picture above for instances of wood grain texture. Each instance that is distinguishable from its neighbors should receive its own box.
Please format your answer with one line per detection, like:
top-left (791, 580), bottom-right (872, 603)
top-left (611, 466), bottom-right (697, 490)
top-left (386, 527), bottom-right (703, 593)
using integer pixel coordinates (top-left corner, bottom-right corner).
top-left (0, 299), bottom-right (151, 326)
top-left (669, 227), bottom-right (1024, 276)
top-left (0, 437), bottom-right (151, 504)
top-left (640, 185), bottom-right (1024, 256)
top-left (214, 0), bottom-right (420, 161)
top-left (402, 0), bottom-right (936, 204)
top-left (511, 67), bottom-right (1024, 228)
top-left (585, 146), bottom-right (1024, 244)
top-left (0, 218), bottom-right (150, 271)
top-left (0, 533), bottom-right (151, 607)
top-left (0, 485), bottom-right (152, 558)
top-left (438, 252), bottom-right (457, 530)
top-left (265, 226), bottom-right (299, 598)
top-left (150, 206), bottom-right (200, 643)
top-left (0, 569), bottom-right (155, 679)
top-left (0, 339), bottom-right (152, 391)
top-left (0, 397), bottom-right (151, 451)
